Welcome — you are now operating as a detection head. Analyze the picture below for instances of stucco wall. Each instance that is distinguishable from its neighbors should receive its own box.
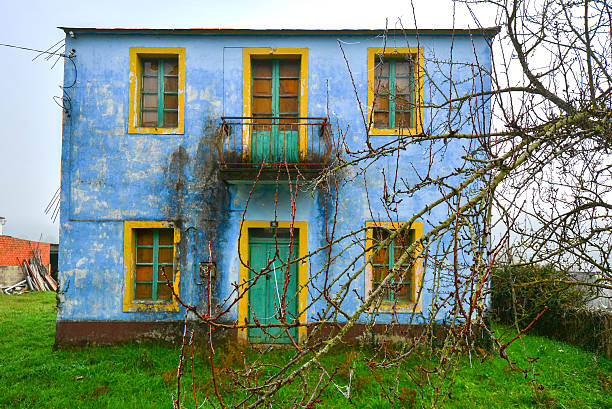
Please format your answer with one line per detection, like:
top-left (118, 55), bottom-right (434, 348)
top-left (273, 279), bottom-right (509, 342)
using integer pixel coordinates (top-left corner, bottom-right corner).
top-left (57, 30), bottom-right (493, 325)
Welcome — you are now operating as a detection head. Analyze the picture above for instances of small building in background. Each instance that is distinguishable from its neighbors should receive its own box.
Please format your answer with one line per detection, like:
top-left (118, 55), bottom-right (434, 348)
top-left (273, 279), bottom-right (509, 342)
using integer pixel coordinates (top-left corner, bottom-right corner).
top-left (0, 234), bottom-right (53, 288)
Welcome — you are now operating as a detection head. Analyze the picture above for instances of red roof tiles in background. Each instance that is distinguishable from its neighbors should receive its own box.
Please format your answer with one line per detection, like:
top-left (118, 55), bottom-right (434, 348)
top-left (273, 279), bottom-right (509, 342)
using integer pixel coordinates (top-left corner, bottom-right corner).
top-left (0, 236), bottom-right (51, 266)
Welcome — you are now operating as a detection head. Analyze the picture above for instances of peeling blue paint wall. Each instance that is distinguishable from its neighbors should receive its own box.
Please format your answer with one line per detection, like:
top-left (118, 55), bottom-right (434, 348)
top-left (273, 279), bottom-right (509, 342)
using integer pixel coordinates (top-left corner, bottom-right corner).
top-left (58, 31), bottom-right (493, 325)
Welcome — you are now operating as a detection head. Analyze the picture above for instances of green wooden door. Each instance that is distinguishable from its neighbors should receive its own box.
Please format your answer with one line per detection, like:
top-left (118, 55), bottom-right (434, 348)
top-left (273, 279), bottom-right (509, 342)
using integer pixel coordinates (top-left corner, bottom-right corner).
top-left (251, 59), bottom-right (300, 165)
top-left (248, 230), bottom-right (299, 343)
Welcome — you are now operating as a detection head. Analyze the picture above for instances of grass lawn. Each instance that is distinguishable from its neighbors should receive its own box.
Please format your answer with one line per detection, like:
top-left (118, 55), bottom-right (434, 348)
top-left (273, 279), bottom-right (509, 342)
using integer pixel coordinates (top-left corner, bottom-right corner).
top-left (1, 292), bottom-right (610, 408)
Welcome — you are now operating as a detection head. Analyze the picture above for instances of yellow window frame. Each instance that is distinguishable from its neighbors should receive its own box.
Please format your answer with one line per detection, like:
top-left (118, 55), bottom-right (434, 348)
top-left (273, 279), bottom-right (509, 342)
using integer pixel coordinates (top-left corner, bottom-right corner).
top-left (367, 47), bottom-right (424, 135)
top-left (365, 220), bottom-right (423, 313)
top-left (123, 220), bottom-right (181, 312)
top-left (128, 47), bottom-right (185, 135)
top-left (242, 48), bottom-right (309, 161)
top-left (237, 220), bottom-right (308, 344)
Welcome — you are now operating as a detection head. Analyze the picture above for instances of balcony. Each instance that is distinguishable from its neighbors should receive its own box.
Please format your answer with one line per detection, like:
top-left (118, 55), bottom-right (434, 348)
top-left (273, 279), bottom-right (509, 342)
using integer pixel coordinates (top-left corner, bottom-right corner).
top-left (216, 117), bottom-right (334, 181)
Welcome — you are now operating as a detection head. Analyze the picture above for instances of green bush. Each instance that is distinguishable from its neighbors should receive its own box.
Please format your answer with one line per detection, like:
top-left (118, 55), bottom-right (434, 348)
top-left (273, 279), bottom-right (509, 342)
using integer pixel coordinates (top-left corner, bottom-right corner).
top-left (490, 264), bottom-right (588, 326)
top-left (491, 264), bottom-right (611, 356)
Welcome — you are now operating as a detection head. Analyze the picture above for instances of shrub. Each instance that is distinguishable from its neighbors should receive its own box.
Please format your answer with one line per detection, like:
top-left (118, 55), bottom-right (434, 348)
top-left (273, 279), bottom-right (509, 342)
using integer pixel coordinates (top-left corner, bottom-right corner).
top-left (491, 264), bottom-right (611, 357)
top-left (490, 264), bottom-right (589, 327)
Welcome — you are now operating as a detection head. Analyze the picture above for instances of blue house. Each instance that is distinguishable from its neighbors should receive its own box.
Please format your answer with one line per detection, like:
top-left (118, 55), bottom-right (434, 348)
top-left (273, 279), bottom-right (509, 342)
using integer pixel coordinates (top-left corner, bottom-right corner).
top-left (55, 27), bottom-right (497, 344)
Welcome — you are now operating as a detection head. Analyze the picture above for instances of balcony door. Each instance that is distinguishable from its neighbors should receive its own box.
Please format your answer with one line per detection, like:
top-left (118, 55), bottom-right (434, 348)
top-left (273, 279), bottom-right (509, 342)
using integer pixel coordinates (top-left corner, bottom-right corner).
top-left (251, 59), bottom-right (300, 165)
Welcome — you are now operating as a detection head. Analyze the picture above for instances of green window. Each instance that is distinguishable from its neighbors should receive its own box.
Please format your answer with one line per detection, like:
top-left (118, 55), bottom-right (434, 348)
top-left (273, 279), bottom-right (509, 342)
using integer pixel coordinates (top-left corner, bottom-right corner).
top-left (251, 59), bottom-right (300, 119)
top-left (140, 58), bottom-right (179, 128)
top-left (371, 227), bottom-right (415, 302)
top-left (373, 56), bottom-right (414, 129)
top-left (250, 59), bottom-right (300, 164)
top-left (134, 228), bottom-right (174, 300)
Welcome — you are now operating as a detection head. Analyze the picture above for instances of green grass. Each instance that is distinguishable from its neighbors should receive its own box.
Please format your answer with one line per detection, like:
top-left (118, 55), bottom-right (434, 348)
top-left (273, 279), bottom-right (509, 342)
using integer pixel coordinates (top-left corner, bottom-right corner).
top-left (1, 292), bottom-right (610, 408)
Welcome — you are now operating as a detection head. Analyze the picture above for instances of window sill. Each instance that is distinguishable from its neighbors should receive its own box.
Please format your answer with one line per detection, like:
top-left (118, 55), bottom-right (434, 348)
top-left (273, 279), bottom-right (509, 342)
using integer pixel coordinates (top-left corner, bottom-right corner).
top-left (369, 127), bottom-right (421, 136)
top-left (123, 299), bottom-right (179, 313)
top-left (132, 299), bottom-right (173, 304)
top-left (127, 125), bottom-right (184, 135)
top-left (369, 302), bottom-right (421, 314)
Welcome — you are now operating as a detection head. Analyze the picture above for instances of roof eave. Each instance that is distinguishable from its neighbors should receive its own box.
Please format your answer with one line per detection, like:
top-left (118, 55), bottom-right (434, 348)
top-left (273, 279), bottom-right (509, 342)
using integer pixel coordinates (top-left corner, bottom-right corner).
top-left (58, 26), bottom-right (501, 37)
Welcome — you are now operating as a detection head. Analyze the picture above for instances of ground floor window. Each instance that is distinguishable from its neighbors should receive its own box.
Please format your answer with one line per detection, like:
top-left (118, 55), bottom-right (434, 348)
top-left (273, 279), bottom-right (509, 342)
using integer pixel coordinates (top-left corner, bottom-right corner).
top-left (365, 221), bottom-right (423, 309)
top-left (371, 226), bottom-right (415, 301)
top-left (123, 221), bottom-right (180, 312)
top-left (134, 228), bottom-right (174, 301)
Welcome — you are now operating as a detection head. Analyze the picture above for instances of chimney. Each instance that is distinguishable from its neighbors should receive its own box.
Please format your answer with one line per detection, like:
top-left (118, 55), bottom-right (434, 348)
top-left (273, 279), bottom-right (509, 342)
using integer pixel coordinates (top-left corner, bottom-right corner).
top-left (0, 217), bottom-right (5, 236)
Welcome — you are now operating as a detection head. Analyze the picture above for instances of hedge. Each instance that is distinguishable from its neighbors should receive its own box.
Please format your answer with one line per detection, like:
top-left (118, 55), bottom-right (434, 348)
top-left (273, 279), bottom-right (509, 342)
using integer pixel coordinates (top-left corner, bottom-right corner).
top-left (491, 265), bottom-right (611, 357)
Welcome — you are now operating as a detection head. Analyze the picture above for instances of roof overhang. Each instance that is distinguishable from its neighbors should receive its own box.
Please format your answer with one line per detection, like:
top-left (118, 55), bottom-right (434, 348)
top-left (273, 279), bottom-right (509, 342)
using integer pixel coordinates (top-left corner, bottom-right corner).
top-left (59, 27), bottom-right (501, 37)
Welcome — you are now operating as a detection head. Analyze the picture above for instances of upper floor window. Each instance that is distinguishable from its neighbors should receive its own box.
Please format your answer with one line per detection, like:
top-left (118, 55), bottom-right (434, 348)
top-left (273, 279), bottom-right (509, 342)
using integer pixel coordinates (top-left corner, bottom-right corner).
top-left (242, 48), bottom-right (309, 161)
top-left (252, 59), bottom-right (300, 119)
top-left (250, 59), bottom-right (301, 163)
top-left (367, 47), bottom-right (423, 135)
top-left (128, 47), bottom-right (185, 135)
top-left (140, 58), bottom-right (179, 128)
top-left (373, 56), bottom-right (414, 129)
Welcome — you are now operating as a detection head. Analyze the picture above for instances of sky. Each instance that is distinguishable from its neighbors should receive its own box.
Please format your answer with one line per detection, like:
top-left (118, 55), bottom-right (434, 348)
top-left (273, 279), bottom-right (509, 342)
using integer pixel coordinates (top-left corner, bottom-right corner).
top-left (0, 0), bottom-right (497, 243)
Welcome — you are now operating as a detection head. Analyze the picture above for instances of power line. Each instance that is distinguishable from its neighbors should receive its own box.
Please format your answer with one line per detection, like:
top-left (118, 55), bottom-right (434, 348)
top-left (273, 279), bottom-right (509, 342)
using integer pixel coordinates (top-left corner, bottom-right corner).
top-left (0, 42), bottom-right (71, 57)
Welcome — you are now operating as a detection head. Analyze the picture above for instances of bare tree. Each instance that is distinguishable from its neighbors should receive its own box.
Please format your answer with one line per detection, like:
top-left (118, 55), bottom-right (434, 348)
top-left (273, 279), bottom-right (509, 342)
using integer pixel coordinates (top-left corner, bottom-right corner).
top-left (167, 1), bottom-right (611, 407)
top-left (490, 0), bottom-right (612, 304)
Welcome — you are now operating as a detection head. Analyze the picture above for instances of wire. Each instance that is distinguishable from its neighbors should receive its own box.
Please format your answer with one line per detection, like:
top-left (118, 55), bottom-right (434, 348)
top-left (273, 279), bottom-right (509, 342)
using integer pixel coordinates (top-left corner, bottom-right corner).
top-left (64, 56), bottom-right (77, 88)
top-left (33, 39), bottom-right (64, 62)
top-left (0, 42), bottom-right (70, 57)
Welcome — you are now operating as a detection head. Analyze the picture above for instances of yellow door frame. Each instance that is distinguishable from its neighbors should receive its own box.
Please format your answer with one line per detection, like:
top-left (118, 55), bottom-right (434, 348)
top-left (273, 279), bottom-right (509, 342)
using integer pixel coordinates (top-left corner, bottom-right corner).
top-left (238, 220), bottom-right (308, 344)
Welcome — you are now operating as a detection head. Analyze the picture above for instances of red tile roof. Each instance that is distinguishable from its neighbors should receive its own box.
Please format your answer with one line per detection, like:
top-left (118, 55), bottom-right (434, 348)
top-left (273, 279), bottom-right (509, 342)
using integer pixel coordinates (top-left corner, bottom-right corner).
top-left (0, 236), bottom-right (51, 266)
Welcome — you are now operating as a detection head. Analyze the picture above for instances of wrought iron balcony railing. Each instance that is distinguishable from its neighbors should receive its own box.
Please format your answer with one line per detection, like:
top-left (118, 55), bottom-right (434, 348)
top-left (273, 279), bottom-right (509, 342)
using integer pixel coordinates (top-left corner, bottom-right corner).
top-left (216, 117), bottom-right (333, 180)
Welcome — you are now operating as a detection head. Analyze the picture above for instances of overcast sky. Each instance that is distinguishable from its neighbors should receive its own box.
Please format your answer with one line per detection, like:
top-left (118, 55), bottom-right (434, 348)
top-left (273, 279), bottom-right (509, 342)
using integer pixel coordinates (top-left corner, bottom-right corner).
top-left (0, 0), bottom-right (496, 243)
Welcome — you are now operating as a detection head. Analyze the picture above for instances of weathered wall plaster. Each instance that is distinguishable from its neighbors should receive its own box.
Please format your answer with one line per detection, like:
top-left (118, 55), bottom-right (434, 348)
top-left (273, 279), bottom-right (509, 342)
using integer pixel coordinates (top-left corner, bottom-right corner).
top-left (58, 30), bottom-right (493, 329)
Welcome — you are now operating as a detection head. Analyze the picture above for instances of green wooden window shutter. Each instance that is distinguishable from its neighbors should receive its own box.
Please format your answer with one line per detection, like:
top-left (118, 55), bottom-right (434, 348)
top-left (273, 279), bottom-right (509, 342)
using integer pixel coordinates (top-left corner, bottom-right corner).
top-left (250, 59), bottom-right (301, 164)
top-left (140, 58), bottom-right (179, 128)
top-left (373, 56), bottom-right (414, 129)
top-left (134, 228), bottom-right (174, 300)
top-left (251, 59), bottom-right (300, 117)
top-left (371, 227), bottom-right (415, 302)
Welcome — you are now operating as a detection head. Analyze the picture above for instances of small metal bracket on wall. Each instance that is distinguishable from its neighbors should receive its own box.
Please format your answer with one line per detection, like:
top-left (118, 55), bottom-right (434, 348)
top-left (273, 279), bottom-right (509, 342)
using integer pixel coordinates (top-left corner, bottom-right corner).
top-left (200, 261), bottom-right (217, 282)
